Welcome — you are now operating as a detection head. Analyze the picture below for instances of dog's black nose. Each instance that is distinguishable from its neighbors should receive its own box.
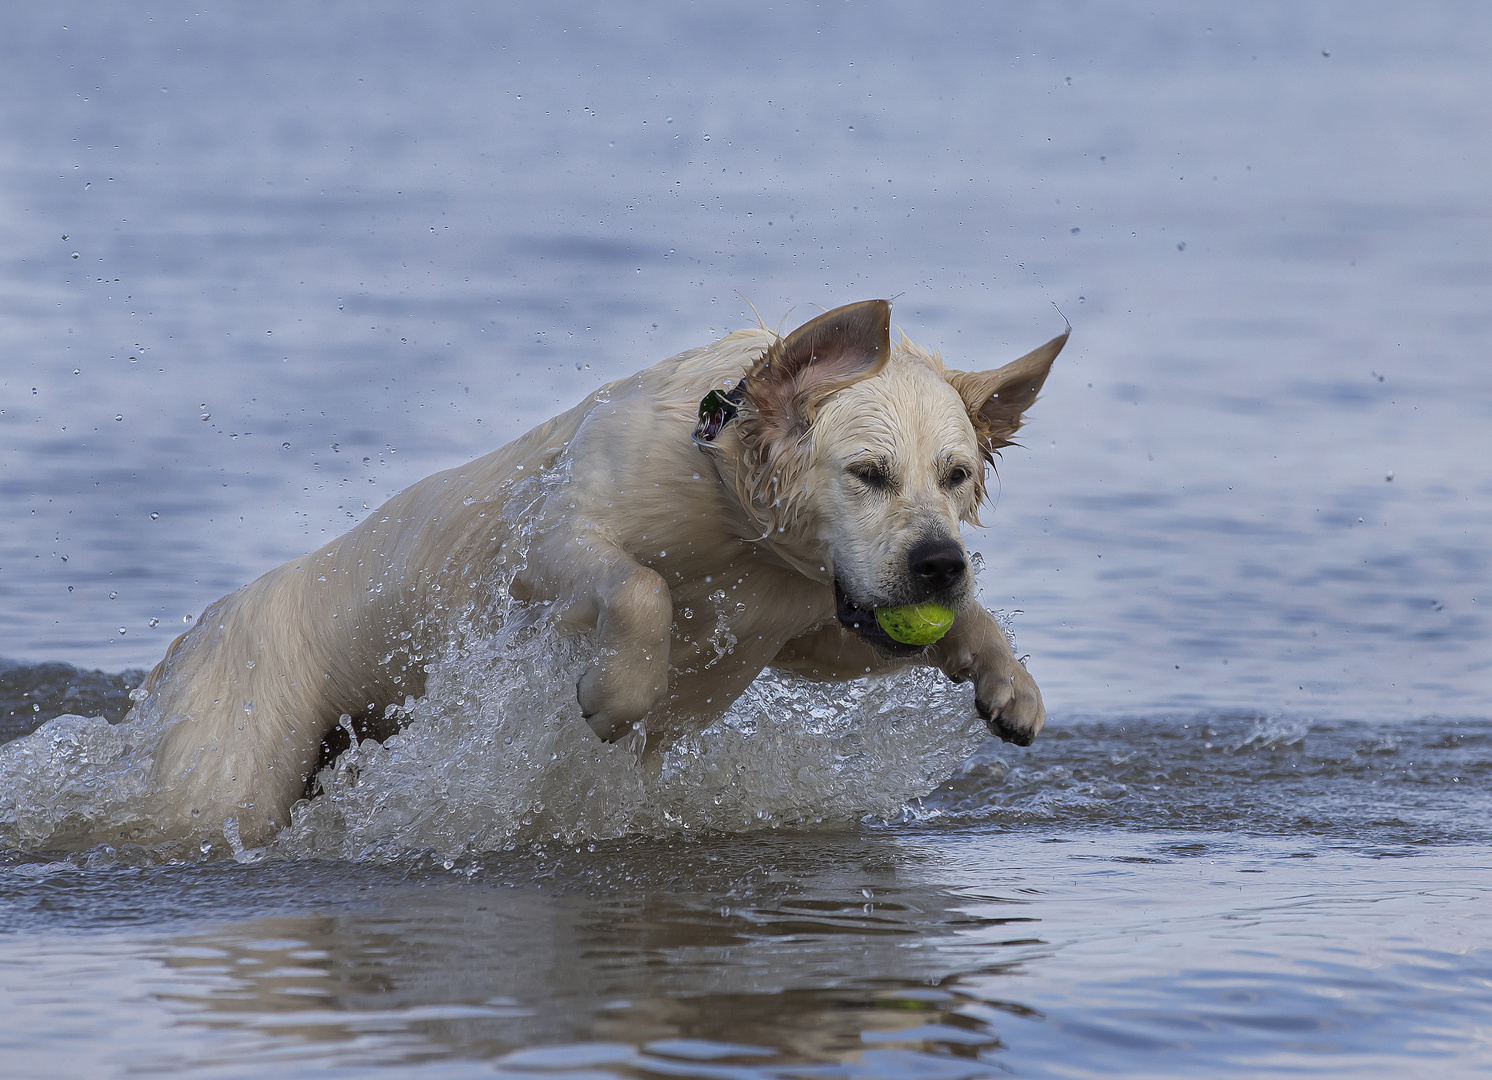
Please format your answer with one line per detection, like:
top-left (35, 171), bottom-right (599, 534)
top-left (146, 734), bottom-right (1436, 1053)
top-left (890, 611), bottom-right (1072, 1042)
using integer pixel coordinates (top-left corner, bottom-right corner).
top-left (908, 538), bottom-right (967, 591)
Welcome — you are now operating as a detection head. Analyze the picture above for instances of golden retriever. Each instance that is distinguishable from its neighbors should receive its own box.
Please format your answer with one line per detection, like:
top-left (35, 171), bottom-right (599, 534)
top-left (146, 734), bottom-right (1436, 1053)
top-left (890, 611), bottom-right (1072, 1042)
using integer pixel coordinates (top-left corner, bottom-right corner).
top-left (137, 300), bottom-right (1064, 845)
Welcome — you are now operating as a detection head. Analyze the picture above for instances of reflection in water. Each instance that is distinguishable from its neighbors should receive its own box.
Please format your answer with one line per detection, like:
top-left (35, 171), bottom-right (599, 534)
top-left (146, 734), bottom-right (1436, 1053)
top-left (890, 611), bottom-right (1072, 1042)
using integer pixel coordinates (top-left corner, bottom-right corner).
top-left (4, 829), bottom-right (1490, 1077)
top-left (142, 835), bottom-right (1047, 1075)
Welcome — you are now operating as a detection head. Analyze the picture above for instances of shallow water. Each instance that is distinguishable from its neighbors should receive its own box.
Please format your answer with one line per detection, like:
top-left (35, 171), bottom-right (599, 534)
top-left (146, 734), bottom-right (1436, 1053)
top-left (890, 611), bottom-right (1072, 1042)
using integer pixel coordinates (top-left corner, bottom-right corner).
top-left (2, 2), bottom-right (1490, 1077)
top-left (4, 710), bottom-right (1491, 1078)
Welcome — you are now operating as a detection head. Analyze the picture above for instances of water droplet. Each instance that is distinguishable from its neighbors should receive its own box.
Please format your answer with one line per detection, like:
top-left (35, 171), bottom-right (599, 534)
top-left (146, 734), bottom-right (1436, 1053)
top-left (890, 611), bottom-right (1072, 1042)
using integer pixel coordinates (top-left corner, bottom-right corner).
top-left (117, 627), bottom-right (127, 635)
top-left (108, 591), bottom-right (117, 599)
top-left (114, 413), bottom-right (123, 421)
top-left (282, 442), bottom-right (291, 449)
top-left (71, 252), bottom-right (80, 259)
top-left (149, 617), bottom-right (159, 627)
top-left (150, 512), bottom-right (159, 520)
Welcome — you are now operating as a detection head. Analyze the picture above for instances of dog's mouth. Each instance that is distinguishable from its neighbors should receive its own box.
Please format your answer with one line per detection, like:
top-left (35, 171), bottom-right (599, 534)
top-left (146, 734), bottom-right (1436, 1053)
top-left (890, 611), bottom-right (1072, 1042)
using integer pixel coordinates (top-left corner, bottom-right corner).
top-left (834, 580), bottom-right (930, 657)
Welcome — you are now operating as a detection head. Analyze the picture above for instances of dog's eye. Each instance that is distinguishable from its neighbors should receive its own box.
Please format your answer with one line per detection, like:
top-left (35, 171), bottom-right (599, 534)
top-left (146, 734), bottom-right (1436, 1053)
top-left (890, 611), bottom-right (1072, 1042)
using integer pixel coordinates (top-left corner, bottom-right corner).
top-left (847, 461), bottom-right (894, 491)
top-left (945, 465), bottom-right (972, 488)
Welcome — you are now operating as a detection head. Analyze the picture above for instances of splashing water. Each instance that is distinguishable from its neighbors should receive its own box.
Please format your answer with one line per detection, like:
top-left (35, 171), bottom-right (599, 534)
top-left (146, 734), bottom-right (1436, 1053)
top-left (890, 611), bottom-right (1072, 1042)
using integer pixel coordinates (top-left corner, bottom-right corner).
top-left (0, 709), bottom-right (165, 851)
top-left (0, 610), bottom-right (987, 860)
top-left (274, 615), bottom-right (986, 861)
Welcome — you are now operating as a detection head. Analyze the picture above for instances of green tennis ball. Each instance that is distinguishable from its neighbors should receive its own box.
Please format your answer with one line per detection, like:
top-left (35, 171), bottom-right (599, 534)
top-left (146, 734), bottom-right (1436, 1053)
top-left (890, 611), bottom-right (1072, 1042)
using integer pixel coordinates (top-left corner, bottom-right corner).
top-left (875, 602), bottom-right (957, 646)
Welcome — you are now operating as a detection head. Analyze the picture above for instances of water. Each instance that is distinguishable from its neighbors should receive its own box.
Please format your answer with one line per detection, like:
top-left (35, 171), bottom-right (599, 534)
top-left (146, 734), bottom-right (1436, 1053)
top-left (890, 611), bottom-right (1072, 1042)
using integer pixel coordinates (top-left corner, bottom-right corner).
top-left (3, 715), bottom-right (1490, 1078)
top-left (2, 721), bottom-right (1492, 1074)
top-left (2, 2), bottom-right (1490, 1076)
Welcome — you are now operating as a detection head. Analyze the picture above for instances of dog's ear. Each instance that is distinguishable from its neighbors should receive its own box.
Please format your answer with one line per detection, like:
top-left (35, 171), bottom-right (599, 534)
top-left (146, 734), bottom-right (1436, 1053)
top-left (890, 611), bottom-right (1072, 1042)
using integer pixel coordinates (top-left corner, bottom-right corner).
top-left (743, 299), bottom-right (892, 442)
top-left (947, 330), bottom-right (1067, 453)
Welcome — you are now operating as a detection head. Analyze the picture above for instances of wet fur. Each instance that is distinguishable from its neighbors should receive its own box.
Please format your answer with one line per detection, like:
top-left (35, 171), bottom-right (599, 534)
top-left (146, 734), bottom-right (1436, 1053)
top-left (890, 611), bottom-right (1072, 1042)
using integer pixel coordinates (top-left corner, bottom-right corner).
top-left (137, 301), bottom-right (1064, 846)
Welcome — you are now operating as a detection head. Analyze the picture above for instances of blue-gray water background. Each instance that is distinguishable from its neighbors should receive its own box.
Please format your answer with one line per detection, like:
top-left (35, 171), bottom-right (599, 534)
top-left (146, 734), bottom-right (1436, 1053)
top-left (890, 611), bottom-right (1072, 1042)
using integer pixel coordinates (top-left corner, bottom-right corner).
top-left (1, 3), bottom-right (1489, 1078)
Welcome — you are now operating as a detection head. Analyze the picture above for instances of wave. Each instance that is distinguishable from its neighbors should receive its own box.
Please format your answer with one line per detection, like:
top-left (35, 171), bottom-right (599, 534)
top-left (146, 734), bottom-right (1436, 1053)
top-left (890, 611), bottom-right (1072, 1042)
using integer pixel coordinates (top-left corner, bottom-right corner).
top-left (898, 713), bottom-right (1491, 846)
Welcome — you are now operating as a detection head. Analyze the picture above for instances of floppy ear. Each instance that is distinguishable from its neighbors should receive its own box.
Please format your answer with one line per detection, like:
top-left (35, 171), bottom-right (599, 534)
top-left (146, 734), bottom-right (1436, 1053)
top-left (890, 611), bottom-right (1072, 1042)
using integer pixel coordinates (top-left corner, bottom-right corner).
top-left (742, 299), bottom-right (891, 445)
top-left (946, 330), bottom-right (1067, 454)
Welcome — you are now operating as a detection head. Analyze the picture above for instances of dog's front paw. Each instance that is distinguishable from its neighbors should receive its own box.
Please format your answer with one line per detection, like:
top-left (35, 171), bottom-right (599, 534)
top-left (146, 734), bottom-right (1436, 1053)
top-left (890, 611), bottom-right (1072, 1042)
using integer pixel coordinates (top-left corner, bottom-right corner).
top-left (577, 648), bottom-right (668, 743)
top-left (974, 659), bottom-right (1045, 746)
top-left (575, 566), bottom-right (672, 742)
top-left (936, 608), bottom-right (1047, 746)
top-left (945, 645), bottom-right (1045, 746)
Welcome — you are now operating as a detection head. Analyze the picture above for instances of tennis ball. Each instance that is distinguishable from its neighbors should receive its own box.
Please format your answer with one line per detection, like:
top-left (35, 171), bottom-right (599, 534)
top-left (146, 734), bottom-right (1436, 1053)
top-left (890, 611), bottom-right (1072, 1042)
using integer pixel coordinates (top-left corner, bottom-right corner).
top-left (874, 602), bottom-right (956, 646)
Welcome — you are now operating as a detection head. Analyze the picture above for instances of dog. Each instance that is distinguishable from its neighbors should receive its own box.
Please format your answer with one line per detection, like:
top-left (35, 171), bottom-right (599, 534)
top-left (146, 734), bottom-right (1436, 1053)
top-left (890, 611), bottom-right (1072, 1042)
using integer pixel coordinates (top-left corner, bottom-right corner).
top-left (135, 300), bottom-right (1064, 846)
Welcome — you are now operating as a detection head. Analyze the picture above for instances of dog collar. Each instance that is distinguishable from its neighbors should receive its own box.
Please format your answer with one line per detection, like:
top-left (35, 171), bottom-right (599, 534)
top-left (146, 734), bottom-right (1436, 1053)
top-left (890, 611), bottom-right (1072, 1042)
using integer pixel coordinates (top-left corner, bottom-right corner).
top-left (692, 377), bottom-right (748, 447)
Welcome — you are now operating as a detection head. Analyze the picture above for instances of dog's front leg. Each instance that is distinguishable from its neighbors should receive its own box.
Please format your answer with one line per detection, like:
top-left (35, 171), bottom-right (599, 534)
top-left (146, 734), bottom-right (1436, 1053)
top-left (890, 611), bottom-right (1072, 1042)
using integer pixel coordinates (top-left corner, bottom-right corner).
top-left (526, 535), bottom-right (672, 742)
top-left (931, 605), bottom-right (1046, 746)
top-left (772, 622), bottom-right (902, 680)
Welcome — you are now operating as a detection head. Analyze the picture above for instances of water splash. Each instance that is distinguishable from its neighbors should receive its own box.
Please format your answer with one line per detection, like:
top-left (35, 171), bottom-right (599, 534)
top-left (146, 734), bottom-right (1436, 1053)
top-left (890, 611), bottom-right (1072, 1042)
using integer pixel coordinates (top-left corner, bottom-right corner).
top-left (275, 615), bottom-right (985, 861)
top-left (1, 614), bottom-right (987, 861)
top-left (0, 712), bottom-right (160, 850)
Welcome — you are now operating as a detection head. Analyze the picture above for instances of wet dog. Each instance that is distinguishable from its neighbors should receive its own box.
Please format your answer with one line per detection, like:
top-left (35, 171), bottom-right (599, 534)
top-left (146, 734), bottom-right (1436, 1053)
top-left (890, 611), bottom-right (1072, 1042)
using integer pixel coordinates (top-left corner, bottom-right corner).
top-left (138, 300), bottom-right (1064, 844)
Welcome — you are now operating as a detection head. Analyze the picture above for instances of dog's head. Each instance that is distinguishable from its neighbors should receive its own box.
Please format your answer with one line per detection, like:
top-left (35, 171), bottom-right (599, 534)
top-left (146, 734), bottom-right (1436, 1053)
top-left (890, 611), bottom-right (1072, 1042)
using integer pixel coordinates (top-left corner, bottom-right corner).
top-left (731, 299), bottom-right (1065, 652)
